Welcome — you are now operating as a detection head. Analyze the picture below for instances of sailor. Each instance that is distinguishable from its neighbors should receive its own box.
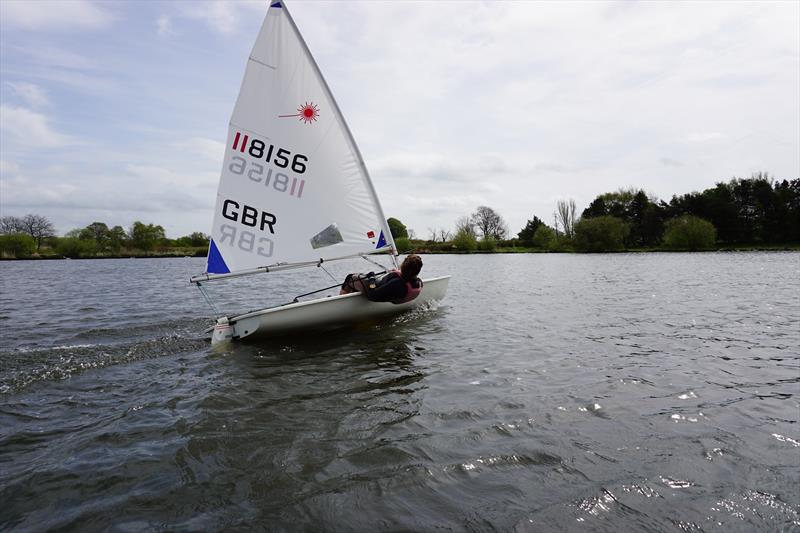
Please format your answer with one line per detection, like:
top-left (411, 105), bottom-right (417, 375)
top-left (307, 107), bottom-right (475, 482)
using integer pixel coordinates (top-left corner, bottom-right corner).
top-left (340, 254), bottom-right (423, 304)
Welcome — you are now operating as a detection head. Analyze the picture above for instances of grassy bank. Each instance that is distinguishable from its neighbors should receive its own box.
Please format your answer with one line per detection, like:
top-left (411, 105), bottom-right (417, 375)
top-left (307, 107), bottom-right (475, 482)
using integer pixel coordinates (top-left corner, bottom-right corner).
top-left (2, 243), bottom-right (798, 261)
top-left (0, 247), bottom-right (208, 260)
top-left (408, 242), bottom-right (800, 254)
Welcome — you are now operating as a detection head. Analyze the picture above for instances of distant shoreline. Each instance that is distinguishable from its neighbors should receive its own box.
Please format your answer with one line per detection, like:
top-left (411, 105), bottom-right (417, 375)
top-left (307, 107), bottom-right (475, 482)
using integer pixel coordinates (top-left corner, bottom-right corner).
top-left (423, 244), bottom-right (800, 254)
top-left (2, 244), bottom-right (798, 261)
top-left (0, 251), bottom-right (206, 261)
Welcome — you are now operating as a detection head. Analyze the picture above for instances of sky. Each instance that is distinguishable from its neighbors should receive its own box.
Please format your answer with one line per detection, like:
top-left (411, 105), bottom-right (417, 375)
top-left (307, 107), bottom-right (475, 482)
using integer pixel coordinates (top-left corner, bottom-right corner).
top-left (1, 0), bottom-right (798, 239)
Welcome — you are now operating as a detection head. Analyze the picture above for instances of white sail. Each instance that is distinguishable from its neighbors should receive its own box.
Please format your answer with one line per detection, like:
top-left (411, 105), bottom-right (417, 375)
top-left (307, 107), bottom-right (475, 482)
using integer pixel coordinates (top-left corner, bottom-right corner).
top-left (205, 1), bottom-right (395, 275)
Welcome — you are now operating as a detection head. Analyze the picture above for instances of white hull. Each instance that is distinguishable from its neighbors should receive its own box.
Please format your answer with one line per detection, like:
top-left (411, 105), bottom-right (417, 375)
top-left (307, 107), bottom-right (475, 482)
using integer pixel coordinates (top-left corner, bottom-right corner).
top-left (224, 276), bottom-right (450, 341)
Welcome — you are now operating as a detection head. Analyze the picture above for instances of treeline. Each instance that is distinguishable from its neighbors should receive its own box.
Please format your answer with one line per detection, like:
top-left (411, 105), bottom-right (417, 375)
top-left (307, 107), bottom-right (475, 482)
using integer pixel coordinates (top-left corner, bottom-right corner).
top-left (577, 172), bottom-right (799, 248)
top-left (0, 217), bottom-right (209, 259)
top-left (2, 173), bottom-right (797, 259)
top-left (397, 173), bottom-right (799, 252)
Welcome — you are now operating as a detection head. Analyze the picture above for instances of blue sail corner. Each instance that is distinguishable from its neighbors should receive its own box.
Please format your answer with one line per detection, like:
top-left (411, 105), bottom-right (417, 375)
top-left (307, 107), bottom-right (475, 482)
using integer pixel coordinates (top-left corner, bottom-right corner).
top-left (207, 239), bottom-right (230, 274)
top-left (376, 230), bottom-right (387, 249)
top-left (271, 2), bottom-right (282, 8)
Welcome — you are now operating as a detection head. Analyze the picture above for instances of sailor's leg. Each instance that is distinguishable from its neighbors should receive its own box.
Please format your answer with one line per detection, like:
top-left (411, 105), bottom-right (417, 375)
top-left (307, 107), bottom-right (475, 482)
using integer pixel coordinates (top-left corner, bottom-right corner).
top-left (340, 273), bottom-right (367, 294)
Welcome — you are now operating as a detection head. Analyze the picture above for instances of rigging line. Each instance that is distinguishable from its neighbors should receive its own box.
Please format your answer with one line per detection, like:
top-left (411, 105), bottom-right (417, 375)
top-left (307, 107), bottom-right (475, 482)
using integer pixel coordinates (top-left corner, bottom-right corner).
top-left (291, 282), bottom-right (343, 303)
top-left (317, 260), bottom-right (339, 284)
top-left (183, 256), bottom-right (196, 283)
top-left (362, 254), bottom-right (391, 271)
top-left (196, 282), bottom-right (222, 317)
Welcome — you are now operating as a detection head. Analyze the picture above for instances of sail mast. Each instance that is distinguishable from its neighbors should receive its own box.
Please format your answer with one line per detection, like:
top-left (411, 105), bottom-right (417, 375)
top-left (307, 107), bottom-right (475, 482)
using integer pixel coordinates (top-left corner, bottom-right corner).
top-left (279, 1), bottom-right (399, 268)
top-left (200, 0), bottom-right (401, 278)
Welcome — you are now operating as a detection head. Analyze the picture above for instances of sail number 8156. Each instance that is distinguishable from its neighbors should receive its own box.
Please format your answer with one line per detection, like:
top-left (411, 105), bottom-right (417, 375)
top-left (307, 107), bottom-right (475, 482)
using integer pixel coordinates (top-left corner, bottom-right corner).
top-left (232, 131), bottom-right (307, 174)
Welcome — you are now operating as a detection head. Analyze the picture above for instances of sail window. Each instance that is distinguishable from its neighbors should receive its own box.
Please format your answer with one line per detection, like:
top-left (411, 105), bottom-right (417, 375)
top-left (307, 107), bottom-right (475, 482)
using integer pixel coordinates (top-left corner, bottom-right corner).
top-left (310, 223), bottom-right (344, 249)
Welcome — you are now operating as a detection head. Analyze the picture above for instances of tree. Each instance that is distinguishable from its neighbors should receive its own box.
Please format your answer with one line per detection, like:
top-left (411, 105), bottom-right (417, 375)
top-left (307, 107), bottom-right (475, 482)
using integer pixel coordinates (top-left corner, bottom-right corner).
top-left (55, 237), bottom-right (97, 258)
top-left (387, 217), bottom-right (408, 239)
top-left (477, 236), bottom-right (497, 251)
top-left (582, 197), bottom-right (608, 219)
top-left (662, 215), bottom-right (717, 250)
top-left (581, 188), bottom-right (638, 219)
top-left (582, 189), bottom-right (666, 247)
top-left (395, 237), bottom-right (412, 253)
top-left (452, 227), bottom-right (477, 251)
top-left (427, 228), bottom-right (451, 243)
top-left (129, 221), bottom-right (166, 251)
top-left (470, 206), bottom-right (507, 239)
top-left (556, 199), bottom-right (577, 239)
top-left (0, 216), bottom-right (23, 234)
top-left (455, 216), bottom-right (476, 238)
top-left (108, 226), bottom-right (127, 252)
top-left (12, 214), bottom-right (56, 251)
top-left (517, 216), bottom-right (545, 245)
top-left (773, 178), bottom-right (800, 242)
top-left (532, 225), bottom-right (556, 249)
top-left (175, 232), bottom-right (210, 247)
top-left (573, 216), bottom-right (629, 252)
top-left (79, 222), bottom-right (112, 252)
top-left (638, 198), bottom-right (666, 246)
top-left (0, 234), bottom-right (35, 258)
top-left (665, 173), bottom-right (797, 245)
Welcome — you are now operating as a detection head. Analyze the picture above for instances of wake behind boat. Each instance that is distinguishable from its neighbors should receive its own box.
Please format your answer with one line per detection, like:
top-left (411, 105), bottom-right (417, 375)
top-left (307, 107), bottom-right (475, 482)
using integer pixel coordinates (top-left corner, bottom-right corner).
top-left (190, 1), bottom-right (449, 342)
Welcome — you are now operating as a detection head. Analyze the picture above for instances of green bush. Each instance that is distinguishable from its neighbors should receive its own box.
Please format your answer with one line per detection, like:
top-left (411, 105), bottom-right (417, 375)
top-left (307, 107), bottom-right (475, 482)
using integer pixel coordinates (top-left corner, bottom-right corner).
top-left (395, 237), bottom-right (412, 253)
top-left (55, 237), bottom-right (97, 258)
top-left (662, 215), bottom-right (717, 250)
top-left (531, 225), bottom-right (555, 249)
top-left (573, 216), bottom-right (629, 252)
top-left (0, 233), bottom-right (36, 258)
top-left (477, 236), bottom-right (497, 251)
top-left (452, 228), bottom-right (477, 251)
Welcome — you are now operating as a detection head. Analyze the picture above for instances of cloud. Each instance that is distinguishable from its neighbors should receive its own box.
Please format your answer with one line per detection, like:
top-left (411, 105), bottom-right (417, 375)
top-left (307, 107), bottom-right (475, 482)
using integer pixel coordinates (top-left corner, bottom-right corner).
top-left (0, 161), bottom-right (217, 235)
top-left (660, 157), bottom-right (684, 167)
top-left (156, 14), bottom-right (173, 36)
top-left (27, 69), bottom-right (117, 94)
top-left (1, 1), bottom-right (797, 238)
top-left (171, 137), bottom-right (225, 163)
top-left (372, 152), bottom-right (520, 183)
top-left (2, 45), bottom-right (113, 94)
top-left (0, 105), bottom-right (76, 148)
top-left (0, 172), bottom-right (80, 210)
top-left (5, 81), bottom-right (49, 108)
top-left (182, 1), bottom-right (240, 35)
top-left (403, 194), bottom-right (487, 217)
top-left (0, 160), bottom-right (20, 176)
top-left (687, 132), bottom-right (725, 143)
top-left (0, 0), bottom-right (113, 32)
top-left (124, 164), bottom-right (218, 196)
top-left (533, 163), bottom-right (574, 174)
top-left (10, 45), bottom-right (95, 70)
top-left (178, 0), bottom-right (266, 34)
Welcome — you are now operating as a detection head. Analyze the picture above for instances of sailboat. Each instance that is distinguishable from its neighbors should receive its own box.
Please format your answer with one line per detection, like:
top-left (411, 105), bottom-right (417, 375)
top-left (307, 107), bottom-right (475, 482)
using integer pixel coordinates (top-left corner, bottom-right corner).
top-left (190, 1), bottom-right (450, 343)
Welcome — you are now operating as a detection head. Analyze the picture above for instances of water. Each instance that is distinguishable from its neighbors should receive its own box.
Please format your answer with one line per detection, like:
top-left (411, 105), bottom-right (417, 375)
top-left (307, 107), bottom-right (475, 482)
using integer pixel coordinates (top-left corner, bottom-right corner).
top-left (1, 253), bottom-right (798, 531)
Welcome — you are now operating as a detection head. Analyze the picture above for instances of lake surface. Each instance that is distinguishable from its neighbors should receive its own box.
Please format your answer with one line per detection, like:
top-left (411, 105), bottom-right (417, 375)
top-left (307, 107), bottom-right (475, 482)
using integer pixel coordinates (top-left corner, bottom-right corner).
top-left (1, 253), bottom-right (798, 532)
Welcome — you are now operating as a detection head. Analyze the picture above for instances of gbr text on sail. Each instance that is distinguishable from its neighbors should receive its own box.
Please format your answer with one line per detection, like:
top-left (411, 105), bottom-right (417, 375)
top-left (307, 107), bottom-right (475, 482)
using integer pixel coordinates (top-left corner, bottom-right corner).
top-left (217, 131), bottom-right (311, 258)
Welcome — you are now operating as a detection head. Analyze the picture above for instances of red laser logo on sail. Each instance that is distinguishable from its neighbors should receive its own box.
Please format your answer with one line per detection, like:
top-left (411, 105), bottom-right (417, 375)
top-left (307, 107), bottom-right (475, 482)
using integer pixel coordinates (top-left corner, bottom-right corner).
top-left (279, 102), bottom-right (320, 124)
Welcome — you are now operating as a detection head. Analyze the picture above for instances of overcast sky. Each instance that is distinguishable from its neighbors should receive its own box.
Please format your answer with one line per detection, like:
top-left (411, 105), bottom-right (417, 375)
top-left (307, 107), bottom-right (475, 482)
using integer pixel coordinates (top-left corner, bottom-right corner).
top-left (1, 0), bottom-right (798, 238)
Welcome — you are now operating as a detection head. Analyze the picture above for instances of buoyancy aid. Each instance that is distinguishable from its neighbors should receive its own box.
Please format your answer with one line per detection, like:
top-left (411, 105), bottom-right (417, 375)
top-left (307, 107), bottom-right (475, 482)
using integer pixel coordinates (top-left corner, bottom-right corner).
top-left (388, 269), bottom-right (423, 304)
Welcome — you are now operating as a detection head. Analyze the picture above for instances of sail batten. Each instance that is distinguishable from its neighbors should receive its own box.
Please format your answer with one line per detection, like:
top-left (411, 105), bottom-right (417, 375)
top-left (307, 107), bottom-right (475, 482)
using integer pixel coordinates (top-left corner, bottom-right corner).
top-left (202, 0), bottom-right (396, 276)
